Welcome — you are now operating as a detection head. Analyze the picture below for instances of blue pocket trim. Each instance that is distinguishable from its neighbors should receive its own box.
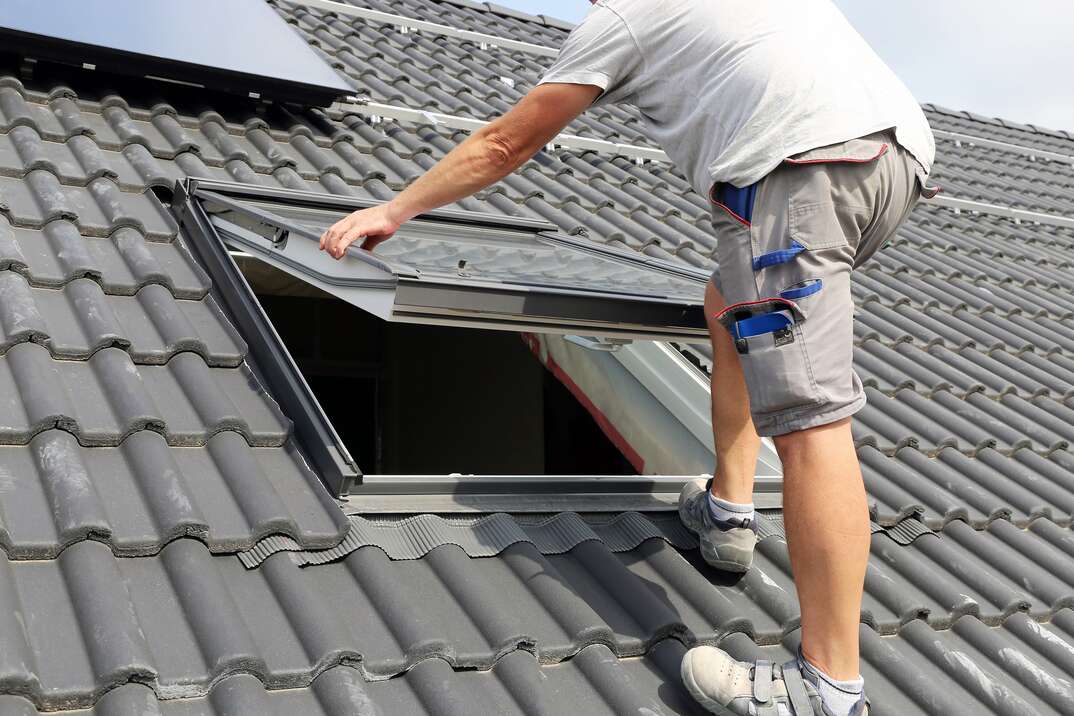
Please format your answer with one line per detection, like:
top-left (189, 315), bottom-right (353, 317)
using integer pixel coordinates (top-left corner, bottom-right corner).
top-left (753, 241), bottom-right (805, 271)
top-left (729, 311), bottom-right (794, 340)
top-left (780, 279), bottom-right (823, 301)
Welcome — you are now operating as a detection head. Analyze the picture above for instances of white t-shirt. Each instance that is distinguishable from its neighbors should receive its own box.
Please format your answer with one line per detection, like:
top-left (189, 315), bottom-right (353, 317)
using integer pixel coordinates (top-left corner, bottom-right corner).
top-left (538, 0), bottom-right (936, 195)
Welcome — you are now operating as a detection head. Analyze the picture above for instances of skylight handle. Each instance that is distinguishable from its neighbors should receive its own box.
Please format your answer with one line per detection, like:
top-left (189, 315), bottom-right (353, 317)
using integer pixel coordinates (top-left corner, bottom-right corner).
top-left (271, 225), bottom-right (289, 248)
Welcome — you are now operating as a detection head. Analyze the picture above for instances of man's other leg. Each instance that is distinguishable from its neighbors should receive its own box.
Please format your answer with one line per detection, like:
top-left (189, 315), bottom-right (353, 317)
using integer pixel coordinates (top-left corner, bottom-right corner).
top-left (676, 281), bottom-right (763, 573)
top-left (774, 417), bottom-right (870, 682)
top-left (704, 280), bottom-right (761, 504)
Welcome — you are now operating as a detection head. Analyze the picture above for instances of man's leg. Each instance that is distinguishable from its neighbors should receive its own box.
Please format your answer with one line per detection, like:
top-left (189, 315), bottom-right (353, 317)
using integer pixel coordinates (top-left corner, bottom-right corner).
top-left (704, 281), bottom-right (761, 504)
top-left (774, 417), bottom-right (870, 681)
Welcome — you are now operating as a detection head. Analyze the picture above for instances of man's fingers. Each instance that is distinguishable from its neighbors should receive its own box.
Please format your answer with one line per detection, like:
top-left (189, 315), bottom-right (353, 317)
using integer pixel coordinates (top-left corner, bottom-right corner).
top-left (330, 229), bottom-right (366, 259)
top-left (320, 225), bottom-right (340, 251)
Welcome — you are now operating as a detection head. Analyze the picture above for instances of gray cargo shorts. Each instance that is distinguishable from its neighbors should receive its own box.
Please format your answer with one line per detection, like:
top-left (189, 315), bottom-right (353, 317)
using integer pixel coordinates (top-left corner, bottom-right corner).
top-left (708, 129), bottom-right (930, 437)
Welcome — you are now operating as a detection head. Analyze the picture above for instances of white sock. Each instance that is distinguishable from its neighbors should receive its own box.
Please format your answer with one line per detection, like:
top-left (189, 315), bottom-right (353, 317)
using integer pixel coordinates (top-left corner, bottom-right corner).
top-left (706, 493), bottom-right (755, 527)
top-left (797, 654), bottom-right (865, 716)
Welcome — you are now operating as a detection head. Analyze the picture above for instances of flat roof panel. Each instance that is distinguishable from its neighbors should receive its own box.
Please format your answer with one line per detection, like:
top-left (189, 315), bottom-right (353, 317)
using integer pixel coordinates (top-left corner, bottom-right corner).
top-left (0, 0), bottom-right (354, 104)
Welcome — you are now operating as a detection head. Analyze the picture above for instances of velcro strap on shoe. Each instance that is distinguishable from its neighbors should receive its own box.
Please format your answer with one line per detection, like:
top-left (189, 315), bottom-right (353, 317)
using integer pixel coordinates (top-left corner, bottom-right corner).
top-left (754, 660), bottom-right (773, 703)
top-left (782, 661), bottom-right (818, 716)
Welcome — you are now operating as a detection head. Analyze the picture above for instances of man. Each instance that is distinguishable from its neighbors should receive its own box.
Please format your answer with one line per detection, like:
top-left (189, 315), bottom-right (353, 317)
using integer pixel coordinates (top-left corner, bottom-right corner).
top-left (320, 1), bottom-right (935, 713)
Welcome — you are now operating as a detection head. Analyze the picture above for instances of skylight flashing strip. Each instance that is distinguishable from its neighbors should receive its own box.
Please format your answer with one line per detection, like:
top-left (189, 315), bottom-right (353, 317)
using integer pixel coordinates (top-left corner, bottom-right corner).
top-left (288, 0), bottom-right (561, 58)
top-left (933, 129), bottom-right (1074, 165)
top-left (928, 195), bottom-right (1074, 229)
top-left (333, 99), bottom-right (672, 163)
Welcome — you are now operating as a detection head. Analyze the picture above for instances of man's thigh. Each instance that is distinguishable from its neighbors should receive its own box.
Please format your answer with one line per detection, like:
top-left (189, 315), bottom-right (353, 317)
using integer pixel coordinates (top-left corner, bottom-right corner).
top-left (709, 132), bottom-right (914, 436)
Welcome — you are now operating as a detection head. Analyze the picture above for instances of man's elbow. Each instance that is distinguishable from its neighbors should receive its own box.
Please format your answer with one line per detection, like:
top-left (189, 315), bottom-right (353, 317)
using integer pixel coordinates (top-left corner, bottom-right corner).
top-left (482, 131), bottom-right (525, 172)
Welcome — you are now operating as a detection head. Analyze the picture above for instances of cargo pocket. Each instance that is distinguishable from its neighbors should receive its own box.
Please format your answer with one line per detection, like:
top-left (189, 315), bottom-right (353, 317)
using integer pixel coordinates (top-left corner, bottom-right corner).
top-left (783, 138), bottom-right (889, 254)
top-left (716, 296), bottom-right (823, 414)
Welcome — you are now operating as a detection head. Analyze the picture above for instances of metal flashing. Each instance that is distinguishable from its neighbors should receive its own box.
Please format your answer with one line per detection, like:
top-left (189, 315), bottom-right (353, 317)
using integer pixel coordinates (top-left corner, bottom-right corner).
top-left (237, 510), bottom-right (703, 567)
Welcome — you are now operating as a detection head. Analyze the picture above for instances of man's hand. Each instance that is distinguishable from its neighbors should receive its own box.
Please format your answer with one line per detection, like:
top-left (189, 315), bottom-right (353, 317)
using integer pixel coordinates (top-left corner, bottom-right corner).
top-left (318, 83), bottom-right (601, 259)
top-left (319, 203), bottom-right (402, 259)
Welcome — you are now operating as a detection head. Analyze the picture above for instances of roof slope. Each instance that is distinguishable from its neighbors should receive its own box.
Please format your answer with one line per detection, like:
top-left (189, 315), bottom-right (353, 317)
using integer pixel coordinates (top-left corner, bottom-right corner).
top-left (0, 0), bottom-right (1073, 713)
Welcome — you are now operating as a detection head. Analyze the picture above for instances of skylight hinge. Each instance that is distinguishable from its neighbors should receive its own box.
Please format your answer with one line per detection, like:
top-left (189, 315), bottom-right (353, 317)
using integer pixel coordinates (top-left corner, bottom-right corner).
top-left (270, 225), bottom-right (290, 247)
top-left (564, 335), bottom-right (633, 352)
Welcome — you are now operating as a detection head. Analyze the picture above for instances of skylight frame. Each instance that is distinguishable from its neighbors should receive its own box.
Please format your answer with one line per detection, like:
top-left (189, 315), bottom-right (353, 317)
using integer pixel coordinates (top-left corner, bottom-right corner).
top-left (172, 178), bottom-right (780, 509)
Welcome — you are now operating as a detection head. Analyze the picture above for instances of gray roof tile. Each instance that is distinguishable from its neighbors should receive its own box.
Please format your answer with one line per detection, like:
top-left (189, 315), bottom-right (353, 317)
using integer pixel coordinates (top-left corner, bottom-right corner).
top-left (0, 0), bottom-right (1073, 712)
top-left (0, 343), bottom-right (289, 447)
top-left (0, 273), bottom-right (243, 365)
top-left (0, 430), bottom-right (346, 558)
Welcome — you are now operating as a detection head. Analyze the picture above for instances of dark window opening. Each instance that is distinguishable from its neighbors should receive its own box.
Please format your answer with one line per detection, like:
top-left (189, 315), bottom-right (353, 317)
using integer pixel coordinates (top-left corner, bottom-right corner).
top-left (255, 291), bottom-right (635, 476)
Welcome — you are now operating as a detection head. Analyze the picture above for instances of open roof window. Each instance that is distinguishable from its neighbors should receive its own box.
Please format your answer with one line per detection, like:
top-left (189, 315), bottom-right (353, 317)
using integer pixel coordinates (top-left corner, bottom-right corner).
top-left (169, 180), bottom-right (777, 512)
top-left (196, 183), bottom-right (709, 342)
top-left (0, 0), bottom-right (353, 104)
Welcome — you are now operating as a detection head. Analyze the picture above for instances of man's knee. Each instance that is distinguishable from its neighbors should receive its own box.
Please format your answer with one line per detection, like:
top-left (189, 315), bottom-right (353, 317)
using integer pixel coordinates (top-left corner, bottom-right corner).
top-left (771, 417), bottom-right (852, 465)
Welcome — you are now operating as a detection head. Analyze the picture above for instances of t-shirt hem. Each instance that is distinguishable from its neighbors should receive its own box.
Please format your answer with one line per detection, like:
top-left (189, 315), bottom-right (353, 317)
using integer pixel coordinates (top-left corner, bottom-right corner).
top-left (709, 121), bottom-right (935, 189)
top-left (537, 71), bottom-right (612, 91)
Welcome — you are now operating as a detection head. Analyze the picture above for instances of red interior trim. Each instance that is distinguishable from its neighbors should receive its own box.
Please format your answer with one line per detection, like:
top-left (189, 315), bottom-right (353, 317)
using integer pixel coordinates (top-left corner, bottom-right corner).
top-left (784, 143), bottom-right (889, 166)
top-left (522, 334), bottom-right (646, 473)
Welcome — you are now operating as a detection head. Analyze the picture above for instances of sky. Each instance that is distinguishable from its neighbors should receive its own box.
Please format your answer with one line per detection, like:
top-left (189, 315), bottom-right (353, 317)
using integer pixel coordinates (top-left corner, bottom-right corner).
top-left (501, 0), bottom-right (1074, 131)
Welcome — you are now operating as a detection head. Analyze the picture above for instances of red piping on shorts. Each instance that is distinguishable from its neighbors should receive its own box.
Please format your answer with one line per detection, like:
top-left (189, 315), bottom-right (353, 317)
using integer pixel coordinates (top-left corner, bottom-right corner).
top-left (783, 143), bottom-right (889, 166)
top-left (521, 333), bottom-right (646, 473)
top-left (715, 297), bottom-right (798, 322)
top-left (710, 198), bottom-right (751, 227)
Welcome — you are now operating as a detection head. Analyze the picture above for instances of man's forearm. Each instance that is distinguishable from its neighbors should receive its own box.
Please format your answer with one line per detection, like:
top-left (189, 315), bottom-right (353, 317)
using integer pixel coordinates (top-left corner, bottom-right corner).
top-left (386, 125), bottom-right (528, 224)
top-left (319, 84), bottom-right (600, 258)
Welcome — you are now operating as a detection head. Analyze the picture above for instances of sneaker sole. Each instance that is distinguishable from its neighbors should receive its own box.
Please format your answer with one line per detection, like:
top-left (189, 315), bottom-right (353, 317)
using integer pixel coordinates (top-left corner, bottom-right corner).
top-left (680, 656), bottom-right (738, 716)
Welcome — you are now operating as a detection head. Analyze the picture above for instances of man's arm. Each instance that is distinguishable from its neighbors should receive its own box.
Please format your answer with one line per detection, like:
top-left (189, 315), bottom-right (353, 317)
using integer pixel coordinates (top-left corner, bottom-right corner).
top-left (319, 82), bottom-right (602, 258)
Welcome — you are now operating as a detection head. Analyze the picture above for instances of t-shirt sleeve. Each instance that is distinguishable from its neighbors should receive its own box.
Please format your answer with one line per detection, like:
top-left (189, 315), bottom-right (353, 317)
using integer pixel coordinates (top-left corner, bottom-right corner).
top-left (537, 4), bottom-right (641, 107)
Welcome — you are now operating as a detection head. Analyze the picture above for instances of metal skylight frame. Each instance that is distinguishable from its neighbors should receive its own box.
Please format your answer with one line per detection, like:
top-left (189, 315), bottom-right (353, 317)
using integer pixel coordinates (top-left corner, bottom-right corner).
top-left (170, 178), bottom-right (784, 510)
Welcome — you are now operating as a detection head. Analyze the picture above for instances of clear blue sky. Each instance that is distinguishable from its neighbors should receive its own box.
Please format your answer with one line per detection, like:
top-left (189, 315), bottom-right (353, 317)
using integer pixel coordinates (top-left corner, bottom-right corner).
top-left (502, 0), bottom-right (1074, 131)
